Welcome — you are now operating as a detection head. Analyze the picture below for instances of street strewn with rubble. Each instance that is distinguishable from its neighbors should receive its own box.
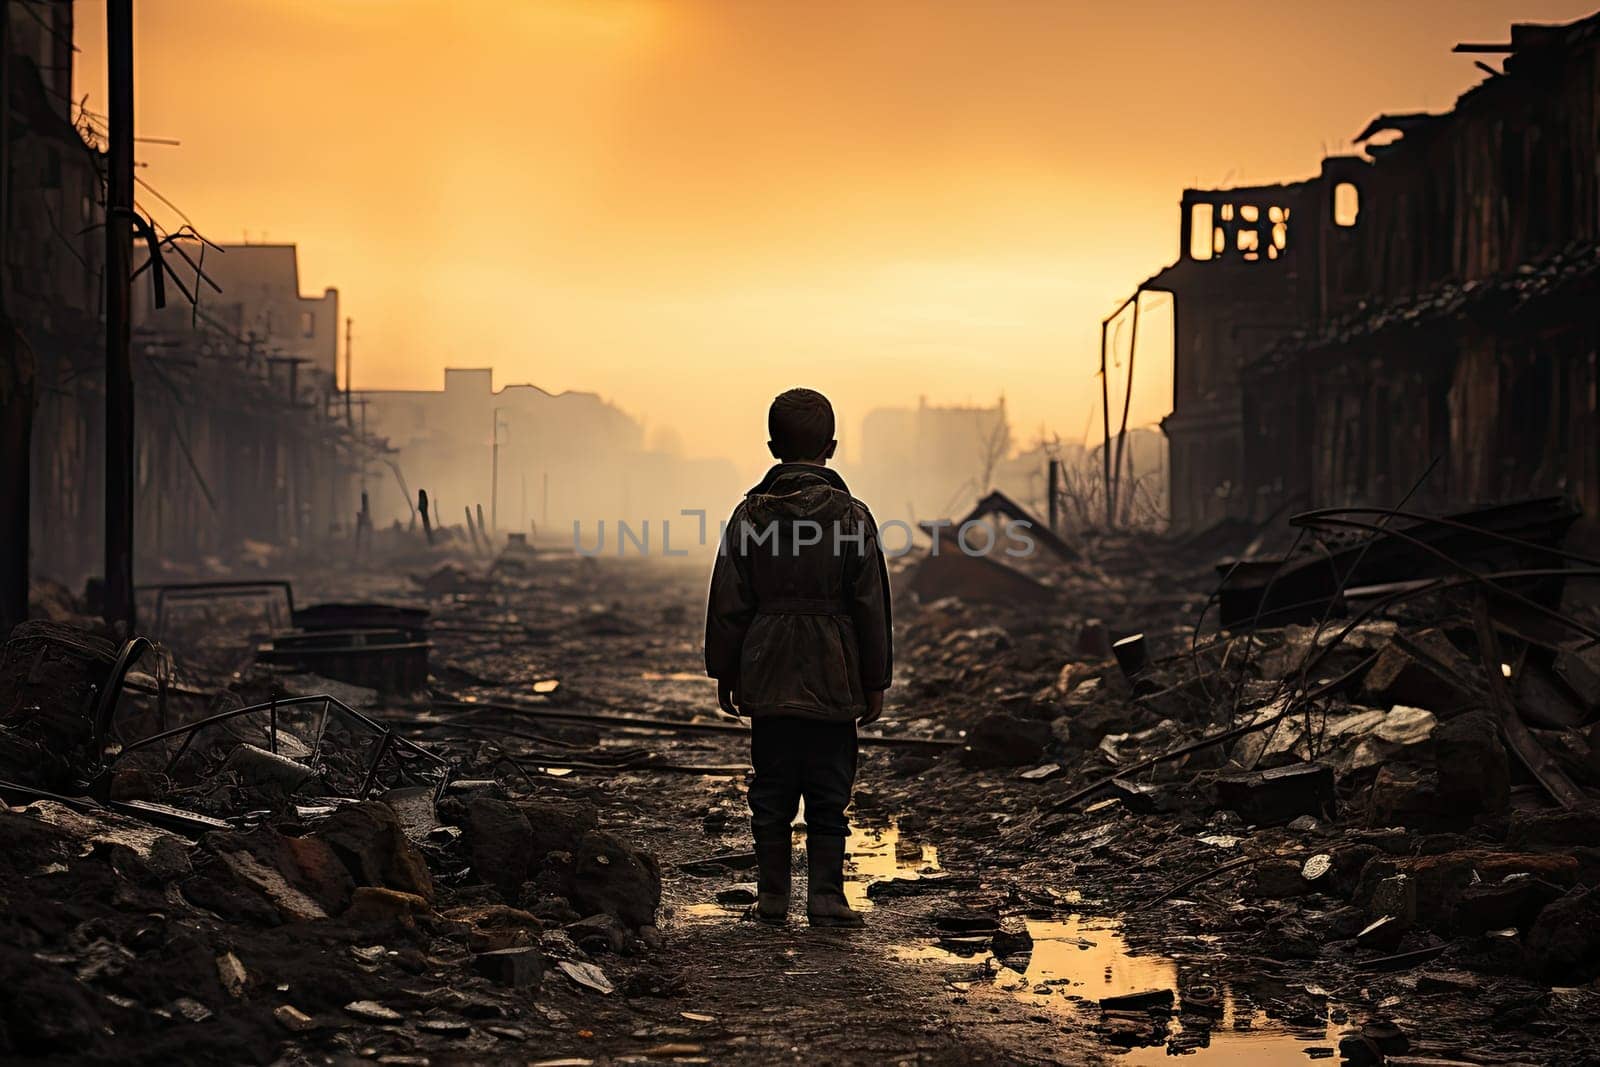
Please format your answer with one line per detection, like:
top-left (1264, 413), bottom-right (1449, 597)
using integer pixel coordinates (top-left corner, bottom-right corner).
top-left (6, 502), bottom-right (1600, 1067)
top-left (7, 7), bottom-right (1600, 1067)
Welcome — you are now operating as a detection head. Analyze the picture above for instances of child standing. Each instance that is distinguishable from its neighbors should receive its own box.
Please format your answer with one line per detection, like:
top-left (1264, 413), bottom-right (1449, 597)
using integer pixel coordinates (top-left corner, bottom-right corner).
top-left (704, 388), bottom-right (893, 927)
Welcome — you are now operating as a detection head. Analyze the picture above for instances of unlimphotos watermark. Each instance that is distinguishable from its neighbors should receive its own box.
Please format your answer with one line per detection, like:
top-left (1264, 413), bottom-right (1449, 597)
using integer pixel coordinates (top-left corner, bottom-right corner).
top-left (572, 510), bottom-right (1034, 559)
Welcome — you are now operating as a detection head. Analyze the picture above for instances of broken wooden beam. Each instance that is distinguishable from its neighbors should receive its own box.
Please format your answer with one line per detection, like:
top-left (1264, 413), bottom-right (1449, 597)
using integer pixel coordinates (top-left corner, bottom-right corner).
top-left (1473, 597), bottom-right (1582, 810)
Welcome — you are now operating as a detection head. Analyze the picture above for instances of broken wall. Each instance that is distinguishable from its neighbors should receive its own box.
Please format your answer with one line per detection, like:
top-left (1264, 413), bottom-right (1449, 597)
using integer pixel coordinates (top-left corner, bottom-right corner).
top-left (1234, 15), bottom-right (1600, 519)
top-left (29, 335), bottom-right (369, 588)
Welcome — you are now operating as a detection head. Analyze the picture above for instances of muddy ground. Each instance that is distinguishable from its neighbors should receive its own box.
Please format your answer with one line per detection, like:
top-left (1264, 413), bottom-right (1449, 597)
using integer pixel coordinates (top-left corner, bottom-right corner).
top-left (6, 541), bottom-right (1599, 1066)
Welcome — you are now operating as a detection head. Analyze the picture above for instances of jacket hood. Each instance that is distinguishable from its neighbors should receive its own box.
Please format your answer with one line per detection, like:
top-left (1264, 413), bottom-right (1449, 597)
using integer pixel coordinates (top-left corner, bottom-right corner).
top-left (744, 463), bottom-right (856, 524)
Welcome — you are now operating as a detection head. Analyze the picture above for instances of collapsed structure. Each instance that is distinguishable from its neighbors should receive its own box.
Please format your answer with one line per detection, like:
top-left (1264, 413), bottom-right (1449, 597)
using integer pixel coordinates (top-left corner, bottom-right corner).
top-left (2, 5), bottom-right (379, 596)
top-left (1135, 14), bottom-right (1600, 532)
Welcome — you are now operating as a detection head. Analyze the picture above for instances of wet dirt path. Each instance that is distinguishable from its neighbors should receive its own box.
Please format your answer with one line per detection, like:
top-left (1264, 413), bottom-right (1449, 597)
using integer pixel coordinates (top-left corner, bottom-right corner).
top-left (308, 555), bottom-right (1343, 1065)
top-left (308, 556), bottom-right (1099, 1064)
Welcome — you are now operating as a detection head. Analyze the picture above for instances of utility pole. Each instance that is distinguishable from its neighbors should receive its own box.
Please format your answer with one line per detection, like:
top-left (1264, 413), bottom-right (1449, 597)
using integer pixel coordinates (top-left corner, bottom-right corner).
top-left (490, 408), bottom-right (507, 532)
top-left (1099, 318), bottom-right (1112, 529)
top-left (1047, 458), bottom-right (1060, 534)
top-left (104, 0), bottom-right (136, 632)
top-left (0, 0), bottom-right (37, 638)
top-left (1111, 290), bottom-right (1142, 526)
top-left (344, 316), bottom-right (353, 427)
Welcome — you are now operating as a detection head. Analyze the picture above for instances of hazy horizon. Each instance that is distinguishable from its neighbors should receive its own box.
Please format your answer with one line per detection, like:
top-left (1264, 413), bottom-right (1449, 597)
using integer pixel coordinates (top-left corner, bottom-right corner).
top-left (74, 0), bottom-right (1598, 468)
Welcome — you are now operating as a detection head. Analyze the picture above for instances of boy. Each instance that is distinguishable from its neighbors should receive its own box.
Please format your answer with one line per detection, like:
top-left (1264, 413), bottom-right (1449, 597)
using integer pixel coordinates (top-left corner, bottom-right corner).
top-left (704, 388), bottom-right (893, 928)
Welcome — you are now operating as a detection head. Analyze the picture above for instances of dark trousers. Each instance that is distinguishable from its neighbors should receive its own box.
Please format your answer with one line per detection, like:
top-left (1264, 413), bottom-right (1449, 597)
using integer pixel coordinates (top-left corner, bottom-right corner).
top-left (749, 716), bottom-right (858, 842)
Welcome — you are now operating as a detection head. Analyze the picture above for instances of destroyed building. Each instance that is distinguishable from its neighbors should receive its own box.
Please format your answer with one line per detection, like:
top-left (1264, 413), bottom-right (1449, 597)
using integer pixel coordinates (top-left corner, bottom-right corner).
top-left (27, 225), bottom-right (377, 584)
top-left (1139, 13), bottom-right (1600, 531)
top-left (135, 242), bottom-right (341, 382)
top-left (361, 368), bottom-right (742, 542)
top-left (2, 4), bottom-right (383, 593)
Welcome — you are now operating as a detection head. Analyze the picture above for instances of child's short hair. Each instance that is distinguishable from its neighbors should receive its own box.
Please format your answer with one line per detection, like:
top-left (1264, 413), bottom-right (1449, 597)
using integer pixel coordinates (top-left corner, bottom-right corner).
top-left (768, 388), bottom-right (835, 460)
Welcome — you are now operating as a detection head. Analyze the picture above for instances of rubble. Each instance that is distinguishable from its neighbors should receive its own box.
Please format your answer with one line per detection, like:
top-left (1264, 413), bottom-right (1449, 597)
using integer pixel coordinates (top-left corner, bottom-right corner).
top-left (1215, 762), bottom-right (1335, 826)
top-left (960, 712), bottom-right (1052, 768)
top-left (6, 492), bottom-right (1600, 1065)
top-left (471, 946), bottom-right (544, 989)
top-left (568, 830), bottom-right (663, 931)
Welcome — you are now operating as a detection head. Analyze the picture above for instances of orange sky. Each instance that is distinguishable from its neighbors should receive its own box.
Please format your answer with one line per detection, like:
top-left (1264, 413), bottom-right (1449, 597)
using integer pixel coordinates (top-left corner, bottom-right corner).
top-left (74, 0), bottom-right (1599, 467)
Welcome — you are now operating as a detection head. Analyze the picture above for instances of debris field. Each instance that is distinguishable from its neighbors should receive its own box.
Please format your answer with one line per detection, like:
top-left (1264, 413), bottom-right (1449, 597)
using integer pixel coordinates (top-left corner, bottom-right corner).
top-left (5, 498), bottom-right (1600, 1066)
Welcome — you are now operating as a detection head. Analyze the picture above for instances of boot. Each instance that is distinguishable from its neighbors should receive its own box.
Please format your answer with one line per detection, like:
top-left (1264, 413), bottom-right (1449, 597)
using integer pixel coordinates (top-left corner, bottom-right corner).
top-left (806, 834), bottom-right (865, 928)
top-left (753, 838), bottom-right (791, 924)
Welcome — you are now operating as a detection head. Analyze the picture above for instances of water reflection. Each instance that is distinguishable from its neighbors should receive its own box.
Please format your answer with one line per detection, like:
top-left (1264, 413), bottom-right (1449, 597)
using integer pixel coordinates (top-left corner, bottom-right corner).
top-left (897, 914), bottom-right (1337, 1063)
top-left (836, 819), bottom-right (940, 909)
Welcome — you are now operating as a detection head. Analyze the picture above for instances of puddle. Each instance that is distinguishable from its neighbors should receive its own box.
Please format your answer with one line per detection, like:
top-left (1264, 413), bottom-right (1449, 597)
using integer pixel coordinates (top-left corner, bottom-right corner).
top-left (677, 817), bottom-right (939, 923)
top-left (839, 819), bottom-right (940, 909)
top-left (641, 671), bottom-right (715, 682)
top-left (896, 915), bottom-right (1338, 1063)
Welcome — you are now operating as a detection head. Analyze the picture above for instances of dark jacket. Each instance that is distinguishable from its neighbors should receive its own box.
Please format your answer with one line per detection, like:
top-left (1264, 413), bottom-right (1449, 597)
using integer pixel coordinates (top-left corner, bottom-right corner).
top-left (704, 463), bottom-right (893, 720)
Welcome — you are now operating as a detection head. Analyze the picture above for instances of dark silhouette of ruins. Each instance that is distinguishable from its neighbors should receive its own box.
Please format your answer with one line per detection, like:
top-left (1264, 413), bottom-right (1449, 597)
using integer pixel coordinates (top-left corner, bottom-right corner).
top-left (1129, 14), bottom-right (1600, 532)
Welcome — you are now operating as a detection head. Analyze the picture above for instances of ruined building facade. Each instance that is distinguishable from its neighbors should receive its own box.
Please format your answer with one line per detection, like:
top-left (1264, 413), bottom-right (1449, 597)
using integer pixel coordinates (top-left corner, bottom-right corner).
top-left (1142, 14), bottom-right (1600, 531)
top-left (9, 4), bottom-right (371, 589)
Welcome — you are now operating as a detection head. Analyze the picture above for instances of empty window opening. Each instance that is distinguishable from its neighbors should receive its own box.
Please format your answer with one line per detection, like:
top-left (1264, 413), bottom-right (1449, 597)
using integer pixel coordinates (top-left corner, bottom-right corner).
top-left (1333, 182), bottom-right (1361, 227)
top-left (1190, 200), bottom-right (1289, 263)
top-left (1189, 203), bottom-right (1214, 260)
top-left (300, 311), bottom-right (316, 338)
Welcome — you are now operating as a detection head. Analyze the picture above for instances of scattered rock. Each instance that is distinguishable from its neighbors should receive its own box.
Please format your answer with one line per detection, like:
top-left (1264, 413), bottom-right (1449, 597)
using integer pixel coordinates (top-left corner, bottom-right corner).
top-left (467, 798), bottom-right (534, 900)
top-left (216, 952), bottom-right (248, 998)
top-left (1369, 874), bottom-right (1417, 926)
top-left (274, 1004), bottom-right (319, 1032)
top-left (960, 712), bottom-right (1052, 769)
top-left (316, 800), bottom-right (435, 902)
top-left (344, 999), bottom-right (404, 1023)
top-left (567, 912), bottom-right (629, 955)
top-left (471, 947), bottom-right (544, 989)
top-left (991, 918), bottom-right (1034, 959)
top-left (1453, 875), bottom-right (1561, 935)
top-left (441, 903), bottom-right (545, 952)
top-left (1100, 988), bottom-right (1173, 1012)
top-left (1434, 711), bottom-right (1509, 816)
top-left (517, 799), bottom-right (599, 863)
top-left (208, 841), bottom-right (330, 923)
top-left (568, 831), bottom-right (661, 929)
top-left (1359, 631), bottom-right (1477, 715)
top-left (1525, 885), bottom-right (1600, 983)
top-left (1248, 857), bottom-right (1314, 899)
top-left (344, 886), bottom-right (432, 926)
top-left (1215, 762), bottom-right (1334, 826)
top-left (558, 959), bottom-right (615, 994)
top-left (1506, 803), bottom-right (1600, 848)
top-left (1368, 764), bottom-right (1451, 830)
top-left (1362, 1020), bottom-right (1410, 1054)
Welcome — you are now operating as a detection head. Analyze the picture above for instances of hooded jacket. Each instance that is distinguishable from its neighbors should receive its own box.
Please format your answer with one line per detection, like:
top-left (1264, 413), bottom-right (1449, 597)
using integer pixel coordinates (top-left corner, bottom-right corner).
top-left (704, 463), bottom-right (892, 721)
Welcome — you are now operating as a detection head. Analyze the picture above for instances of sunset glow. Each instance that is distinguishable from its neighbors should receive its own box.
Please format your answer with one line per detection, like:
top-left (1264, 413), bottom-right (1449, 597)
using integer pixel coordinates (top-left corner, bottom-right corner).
top-left (74, 0), bottom-right (1598, 471)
